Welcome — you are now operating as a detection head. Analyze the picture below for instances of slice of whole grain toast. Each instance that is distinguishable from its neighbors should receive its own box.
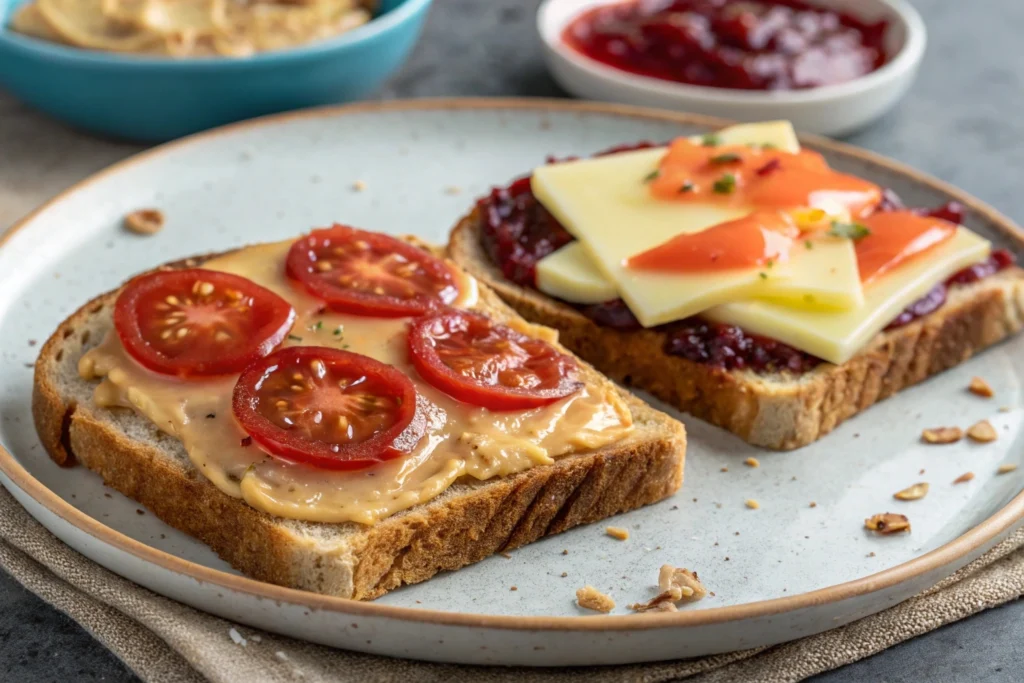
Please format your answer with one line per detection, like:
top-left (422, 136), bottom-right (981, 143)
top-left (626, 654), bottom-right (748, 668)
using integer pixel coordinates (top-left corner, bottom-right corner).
top-left (33, 247), bottom-right (685, 600)
top-left (449, 208), bottom-right (1024, 450)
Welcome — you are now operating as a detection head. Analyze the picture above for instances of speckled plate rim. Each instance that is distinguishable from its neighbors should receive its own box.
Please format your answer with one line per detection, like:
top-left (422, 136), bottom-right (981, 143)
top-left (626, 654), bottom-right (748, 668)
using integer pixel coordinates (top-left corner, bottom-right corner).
top-left (1, 97), bottom-right (1023, 632)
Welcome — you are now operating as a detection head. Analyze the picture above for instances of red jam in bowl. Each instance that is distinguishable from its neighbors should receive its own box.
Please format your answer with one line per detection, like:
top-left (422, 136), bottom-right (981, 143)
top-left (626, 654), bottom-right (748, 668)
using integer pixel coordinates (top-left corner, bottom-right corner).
top-left (562, 0), bottom-right (889, 90)
top-left (477, 151), bottom-right (1016, 374)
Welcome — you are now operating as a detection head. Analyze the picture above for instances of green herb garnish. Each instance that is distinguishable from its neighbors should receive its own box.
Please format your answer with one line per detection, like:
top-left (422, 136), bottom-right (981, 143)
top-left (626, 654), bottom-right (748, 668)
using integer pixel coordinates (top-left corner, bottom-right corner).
top-left (333, 325), bottom-right (344, 337)
top-left (761, 143), bottom-right (778, 150)
top-left (712, 173), bottom-right (736, 194)
top-left (828, 221), bottom-right (872, 240)
top-left (679, 182), bottom-right (695, 193)
top-left (700, 133), bottom-right (721, 147)
top-left (759, 272), bottom-right (768, 280)
top-left (765, 259), bottom-right (774, 269)
top-left (643, 169), bottom-right (661, 183)
top-left (804, 240), bottom-right (814, 250)
top-left (287, 334), bottom-right (303, 342)
top-left (710, 152), bottom-right (742, 164)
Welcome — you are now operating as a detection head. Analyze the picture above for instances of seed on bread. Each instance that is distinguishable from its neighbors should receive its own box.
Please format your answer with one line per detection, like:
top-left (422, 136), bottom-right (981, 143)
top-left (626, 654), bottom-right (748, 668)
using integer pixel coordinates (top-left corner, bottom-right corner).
top-left (953, 472), bottom-right (975, 484)
top-left (997, 464), bottom-right (1018, 475)
top-left (865, 513), bottom-right (911, 534)
top-left (745, 498), bottom-right (760, 509)
top-left (921, 427), bottom-right (963, 444)
top-left (576, 586), bottom-right (615, 613)
top-left (743, 457), bottom-right (760, 468)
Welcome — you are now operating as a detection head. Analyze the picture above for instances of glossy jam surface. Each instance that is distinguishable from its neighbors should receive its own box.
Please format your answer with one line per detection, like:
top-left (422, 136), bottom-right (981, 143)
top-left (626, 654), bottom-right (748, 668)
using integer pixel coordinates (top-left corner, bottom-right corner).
top-left (562, 0), bottom-right (888, 91)
top-left (477, 152), bottom-right (1016, 373)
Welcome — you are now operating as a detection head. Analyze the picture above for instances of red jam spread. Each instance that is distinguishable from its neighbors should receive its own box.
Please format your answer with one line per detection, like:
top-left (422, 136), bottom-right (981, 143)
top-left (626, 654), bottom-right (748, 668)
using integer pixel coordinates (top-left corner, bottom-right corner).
top-left (562, 0), bottom-right (888, 91)
top-left (476, 150), bottom-right (1016, 374)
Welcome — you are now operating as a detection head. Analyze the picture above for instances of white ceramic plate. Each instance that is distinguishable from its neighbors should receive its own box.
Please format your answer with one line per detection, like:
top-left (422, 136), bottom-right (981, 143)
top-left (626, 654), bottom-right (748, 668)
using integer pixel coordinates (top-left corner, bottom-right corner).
top-left (1, 99), bottom-right (1023, 666)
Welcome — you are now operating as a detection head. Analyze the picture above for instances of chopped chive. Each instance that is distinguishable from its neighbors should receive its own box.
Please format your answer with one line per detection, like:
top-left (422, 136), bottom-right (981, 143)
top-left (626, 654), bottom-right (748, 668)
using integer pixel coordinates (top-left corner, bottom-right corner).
top-left (700, 133), bottom-right (721, 147)
top-left (643, 169), bottom-right (661, 183)
top-left (679, 182), bottom-right (695, 193)
top-left (765, 259), bottom-right (774, 269)
top-left (759, 272), bottom-right (768, 280)
top-left (828, 221), bottom-right (872, 240)
top-left (710, 152), bottom-right (742, 164)
top-left (804, 240), bottom-right (814, 250)
top-left (333, 325), bottom-right (344, 336)
top-left (712, 173), bottom-right (736, 194)
top-left (287, 334), bottom-right (303, 342)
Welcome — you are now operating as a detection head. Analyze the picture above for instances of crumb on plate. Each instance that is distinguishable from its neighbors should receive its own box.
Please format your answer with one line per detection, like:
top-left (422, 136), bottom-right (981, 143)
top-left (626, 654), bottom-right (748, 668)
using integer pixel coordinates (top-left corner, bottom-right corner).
top-left (893, 482), bottom-right (929, 501)
top-left (605, 526), bottom-right (629, 541)
top-left (968, 376), bottom-right (994, 398)
top-left (576, 586), bottom-right (614, 613)
top-left (967, 420), bottom-right (998, 443)
top-left (124, 208), bottom-right (164, 235)
top-left (865, 513), bottom-right (911, 534)
top-left (921, 426), bottom-right (963, 444)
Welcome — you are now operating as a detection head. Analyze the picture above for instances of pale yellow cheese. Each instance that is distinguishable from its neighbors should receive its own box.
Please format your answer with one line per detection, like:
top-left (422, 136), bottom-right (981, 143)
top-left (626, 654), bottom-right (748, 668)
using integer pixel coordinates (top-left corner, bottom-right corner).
top-left (535, 241), bottom-right (618, 304)
top-left (705, 228), bottom-right (991, 365)
top-left (689, 120), bottom-right (801, 153)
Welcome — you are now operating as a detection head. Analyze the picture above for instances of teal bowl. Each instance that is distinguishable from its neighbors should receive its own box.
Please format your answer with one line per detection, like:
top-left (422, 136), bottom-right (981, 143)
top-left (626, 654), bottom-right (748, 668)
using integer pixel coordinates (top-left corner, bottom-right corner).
top-left (0, 0), bottom-right (432, 141)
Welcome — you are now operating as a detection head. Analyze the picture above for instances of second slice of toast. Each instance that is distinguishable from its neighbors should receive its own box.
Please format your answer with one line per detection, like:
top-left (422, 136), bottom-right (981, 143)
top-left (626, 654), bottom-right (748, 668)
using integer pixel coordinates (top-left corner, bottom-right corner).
top-left (450, 208), bottom-right (1024, 450)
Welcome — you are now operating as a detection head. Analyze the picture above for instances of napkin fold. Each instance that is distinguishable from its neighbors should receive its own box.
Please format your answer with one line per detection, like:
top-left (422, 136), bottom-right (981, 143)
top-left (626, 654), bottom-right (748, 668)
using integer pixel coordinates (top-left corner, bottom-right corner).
top-left (2, 485), bottom-right (1024, 683)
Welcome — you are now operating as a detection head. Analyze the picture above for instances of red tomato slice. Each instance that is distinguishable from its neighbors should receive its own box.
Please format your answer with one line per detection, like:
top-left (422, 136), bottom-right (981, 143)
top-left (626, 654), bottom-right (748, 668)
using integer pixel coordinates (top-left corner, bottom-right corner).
top-left (114, 269), bottom-right (295, 377)
top-left (232, 346), bottom-right (424, 470)
top-left (286, 225), bottom-right (460, 317)
top-left (407, 309), bottom-right (584, 411)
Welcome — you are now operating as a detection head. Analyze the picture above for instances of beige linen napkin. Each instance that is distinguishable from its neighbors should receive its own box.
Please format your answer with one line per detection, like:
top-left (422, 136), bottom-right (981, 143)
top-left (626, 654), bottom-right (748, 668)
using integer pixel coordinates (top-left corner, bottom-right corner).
top-left (3, 484), bottom-right (1024, 683)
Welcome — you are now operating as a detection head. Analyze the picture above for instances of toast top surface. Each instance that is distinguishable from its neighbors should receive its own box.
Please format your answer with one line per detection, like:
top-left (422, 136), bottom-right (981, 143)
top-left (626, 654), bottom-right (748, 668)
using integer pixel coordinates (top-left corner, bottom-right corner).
top-left (39, 238), bottom-right (682, 529)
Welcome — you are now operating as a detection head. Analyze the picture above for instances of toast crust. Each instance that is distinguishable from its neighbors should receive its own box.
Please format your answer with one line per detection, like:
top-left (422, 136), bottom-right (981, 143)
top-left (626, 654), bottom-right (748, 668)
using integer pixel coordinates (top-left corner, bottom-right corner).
top-left (449, 208), bottom-right (1024, 450)
top-left (33, 250), bottom-right (685, 600)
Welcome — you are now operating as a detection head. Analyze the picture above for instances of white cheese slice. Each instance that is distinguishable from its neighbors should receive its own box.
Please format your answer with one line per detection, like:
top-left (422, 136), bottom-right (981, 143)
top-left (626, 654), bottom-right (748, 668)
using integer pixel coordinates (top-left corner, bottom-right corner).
top-left (704, 228), bottom-right (991, 365)
top-left (531, 121), bottom-right (863, 320)
top-left (691, 120), bottom-right (801, 153)
top-left (535, 241), bottom-right (618, 304)
top-left (532, 148), bottom-right (799, 325)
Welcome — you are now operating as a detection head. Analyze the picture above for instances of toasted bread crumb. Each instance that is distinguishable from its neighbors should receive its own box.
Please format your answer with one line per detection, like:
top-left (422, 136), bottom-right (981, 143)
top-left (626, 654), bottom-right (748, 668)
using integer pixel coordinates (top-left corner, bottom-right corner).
top-left (953, 471), bottom-right (975, 484)
top-left (921, 426), bottom-right (963, 444)
top-left (997, 464), bottom-right (1018, 475)
top-left (632, 565), bottom-right (708, 613)
top-left (893, 482), bottom-right (929, 501)
top-left (352, 180), bottom-right (366, 191)
top-left (867, 551), bottom-right (876, 557)
top-left (444, 186), bottom-right (462, 195)
top-left (865, 513), bottom-right (911, 534)
top-left (561, 549), bottom-right (569, 555)
top-left (576, 586), bottom-right (614, 613)
top-left (999, 406), bottom-right (1012, 413)
top-left (743, 457), bottom-right (760, 468)
top-left (720, 466), bottom-right (729, 472)
top-left (499, 552), bottom-right (512, 559)
top-left (967, 420), bottom-right (998, 443)
top-left (745, 498), bottom-right (760, 509)
top-left (919, 468), bottom-right (926, 475)
top-left (560, 572), bottom-right (568, 578)
top-left (808, 501), bottom-right (817, 508)
top-left (510, 586), bottom-right (517, 591)
top-left (605, 526), bottom-right (629, 541)
top-left (969, 376), bottom-right (994, 397)
top-left (124, 209), bottom-right (164, 235)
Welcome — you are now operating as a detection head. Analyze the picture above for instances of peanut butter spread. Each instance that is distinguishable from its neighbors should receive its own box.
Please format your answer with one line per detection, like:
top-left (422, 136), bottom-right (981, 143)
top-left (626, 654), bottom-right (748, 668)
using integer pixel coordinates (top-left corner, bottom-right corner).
top-left (78, 241), bottom-right (634, 524)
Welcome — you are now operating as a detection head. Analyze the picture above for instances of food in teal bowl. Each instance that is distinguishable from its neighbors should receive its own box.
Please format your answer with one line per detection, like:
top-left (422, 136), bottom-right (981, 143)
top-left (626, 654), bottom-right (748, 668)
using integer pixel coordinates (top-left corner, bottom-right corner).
top-left (0, 0), bottom-right (432, 141)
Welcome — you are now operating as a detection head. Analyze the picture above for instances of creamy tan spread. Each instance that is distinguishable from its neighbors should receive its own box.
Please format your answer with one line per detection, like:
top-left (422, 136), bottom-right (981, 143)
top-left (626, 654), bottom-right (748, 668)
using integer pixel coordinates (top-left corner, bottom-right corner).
top-left (79, 241), bottom-right (633, 524)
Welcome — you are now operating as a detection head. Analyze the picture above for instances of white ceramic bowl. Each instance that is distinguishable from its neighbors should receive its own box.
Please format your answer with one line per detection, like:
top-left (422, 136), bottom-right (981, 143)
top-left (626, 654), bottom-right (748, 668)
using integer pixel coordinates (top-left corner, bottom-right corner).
top-left (538, 0), bottom-right (927, 137)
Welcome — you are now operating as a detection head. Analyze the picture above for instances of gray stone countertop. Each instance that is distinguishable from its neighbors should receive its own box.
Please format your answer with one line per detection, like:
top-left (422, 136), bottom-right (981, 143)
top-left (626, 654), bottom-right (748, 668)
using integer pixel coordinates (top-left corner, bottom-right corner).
top-left (2, 0), bottom-right (1023, 680)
